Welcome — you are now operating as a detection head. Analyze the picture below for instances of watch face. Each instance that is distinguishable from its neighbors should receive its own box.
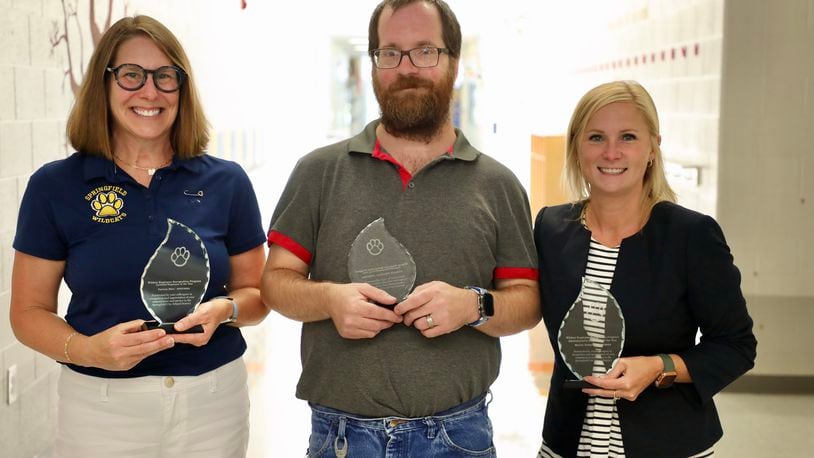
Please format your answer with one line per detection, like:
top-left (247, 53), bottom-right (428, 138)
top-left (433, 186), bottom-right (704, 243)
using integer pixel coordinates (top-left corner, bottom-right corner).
top-left (483, 292), bottom-right (494, 317)
top-left (656, 372), bottom-right (677, 388)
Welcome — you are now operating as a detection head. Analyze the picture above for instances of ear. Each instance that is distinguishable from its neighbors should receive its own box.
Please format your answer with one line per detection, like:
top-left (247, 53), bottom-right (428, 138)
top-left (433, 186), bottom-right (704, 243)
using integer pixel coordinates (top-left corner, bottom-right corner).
top-left (656, 134), bottom-right (662, 146)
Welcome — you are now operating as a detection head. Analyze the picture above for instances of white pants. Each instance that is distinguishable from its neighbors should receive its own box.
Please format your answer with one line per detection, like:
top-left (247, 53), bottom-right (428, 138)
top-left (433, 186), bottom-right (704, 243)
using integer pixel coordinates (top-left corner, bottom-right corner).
top-left (55, 357), bottom-right (250, 458)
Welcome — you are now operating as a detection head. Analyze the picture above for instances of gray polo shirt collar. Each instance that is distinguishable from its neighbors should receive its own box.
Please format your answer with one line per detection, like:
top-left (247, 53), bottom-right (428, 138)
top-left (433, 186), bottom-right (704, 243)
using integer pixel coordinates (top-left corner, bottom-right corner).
top-left (346, 119), bottom-right (480, 161)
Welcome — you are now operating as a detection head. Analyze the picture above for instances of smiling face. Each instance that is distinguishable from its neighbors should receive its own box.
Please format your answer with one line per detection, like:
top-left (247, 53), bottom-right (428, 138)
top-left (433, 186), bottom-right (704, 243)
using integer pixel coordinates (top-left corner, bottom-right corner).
top-left (372, 2), bottom-right (457, 140)
top-left (108, 35), bottom-right (178, 152)
top-left (578, 101), bottom-right (656, 201)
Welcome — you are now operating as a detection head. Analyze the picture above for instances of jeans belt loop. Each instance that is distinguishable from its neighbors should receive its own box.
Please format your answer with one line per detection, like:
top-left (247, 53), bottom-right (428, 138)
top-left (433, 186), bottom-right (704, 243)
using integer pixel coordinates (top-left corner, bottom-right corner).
top-left (334, 416), bottom-right (348, 457)
top-left (424, 418), bottom-right (437, 439)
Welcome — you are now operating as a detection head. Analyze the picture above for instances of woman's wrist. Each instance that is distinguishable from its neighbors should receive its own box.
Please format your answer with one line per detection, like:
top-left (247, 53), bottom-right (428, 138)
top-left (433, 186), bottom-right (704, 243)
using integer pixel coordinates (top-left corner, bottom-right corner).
top-left (63, 331), bottom-right (89, 366)
top-left (212, 296), bottom-right (238, 324)
top-left (651, 355), bottom-right (665, 381)
top-left (63, 331), bottom-right (78, 363)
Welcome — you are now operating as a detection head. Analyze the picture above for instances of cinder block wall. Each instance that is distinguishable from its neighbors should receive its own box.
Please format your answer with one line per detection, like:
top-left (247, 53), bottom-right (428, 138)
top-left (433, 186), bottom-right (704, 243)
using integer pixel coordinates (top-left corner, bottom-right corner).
top-left (562, 0), bottom-right (726, 216)
top-left (1, 0), bottom-right (73, 455)
top-left (523, 0), bottom-right (813, 378)
top-left (0, 1), bottom-right (268, 455)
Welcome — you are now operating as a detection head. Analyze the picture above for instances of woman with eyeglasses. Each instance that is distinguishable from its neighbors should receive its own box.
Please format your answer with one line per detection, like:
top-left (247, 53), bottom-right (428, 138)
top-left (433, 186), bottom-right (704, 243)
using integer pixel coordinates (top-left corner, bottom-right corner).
top-left (10, 15), bottom-right (268, 456)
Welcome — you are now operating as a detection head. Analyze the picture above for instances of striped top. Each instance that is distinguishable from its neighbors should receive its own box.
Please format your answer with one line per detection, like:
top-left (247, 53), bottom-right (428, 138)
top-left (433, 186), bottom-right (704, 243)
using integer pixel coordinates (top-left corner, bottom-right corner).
top-left (538, 238), bottom-right (715, 458)
top-left (577, 239), bottom-right (624, 457)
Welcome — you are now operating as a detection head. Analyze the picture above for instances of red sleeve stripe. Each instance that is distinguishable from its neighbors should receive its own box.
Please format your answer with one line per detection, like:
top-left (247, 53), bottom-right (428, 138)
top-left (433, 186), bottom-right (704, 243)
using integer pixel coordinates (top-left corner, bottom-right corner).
top-left (267, 230), bottom-right (313, 265)
top-left (494, 267), bottom-right (538, 280)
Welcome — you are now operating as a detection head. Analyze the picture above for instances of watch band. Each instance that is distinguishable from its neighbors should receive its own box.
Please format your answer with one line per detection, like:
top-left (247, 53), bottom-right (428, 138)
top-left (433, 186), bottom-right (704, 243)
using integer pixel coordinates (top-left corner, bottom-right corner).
top-left (657, 353), bottom-right (675, 372)
top-left (213, 296), bottom-right (238, 324)
top-left (464, 286), bottom-right (492, 327)
top-left (654, 353), bottom-right (677, 388)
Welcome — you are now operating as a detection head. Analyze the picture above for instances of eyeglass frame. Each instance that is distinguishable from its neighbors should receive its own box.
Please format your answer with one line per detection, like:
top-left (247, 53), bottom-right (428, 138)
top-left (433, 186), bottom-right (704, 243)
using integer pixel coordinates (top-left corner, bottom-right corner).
top-left (369, 46), bottom-right (450, 69)
top-left (106, 63), bottom-right (187, 93)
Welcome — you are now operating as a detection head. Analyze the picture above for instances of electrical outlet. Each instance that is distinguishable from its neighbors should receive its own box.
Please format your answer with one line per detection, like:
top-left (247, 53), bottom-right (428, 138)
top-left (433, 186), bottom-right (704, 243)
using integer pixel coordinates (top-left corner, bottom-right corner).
top-left (7, 364), bottom-right (18, 405)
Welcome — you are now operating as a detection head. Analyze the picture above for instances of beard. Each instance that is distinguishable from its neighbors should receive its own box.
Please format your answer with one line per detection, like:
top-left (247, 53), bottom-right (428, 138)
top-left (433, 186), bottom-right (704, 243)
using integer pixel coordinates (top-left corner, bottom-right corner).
top-left (373, 67), bottom-right (455, 142)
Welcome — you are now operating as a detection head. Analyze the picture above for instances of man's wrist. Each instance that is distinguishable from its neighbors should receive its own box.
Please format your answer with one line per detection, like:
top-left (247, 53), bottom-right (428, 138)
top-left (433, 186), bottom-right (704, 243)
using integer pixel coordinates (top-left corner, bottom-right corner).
top-left (465, 288), bottom-right (480, 323)
top-left (464, 286), bottom-right (494, 327)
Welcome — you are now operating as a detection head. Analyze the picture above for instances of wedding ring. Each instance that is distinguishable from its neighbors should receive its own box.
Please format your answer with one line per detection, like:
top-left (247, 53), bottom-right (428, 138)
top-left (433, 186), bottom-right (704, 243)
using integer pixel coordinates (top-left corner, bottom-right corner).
top-left (426, 314), bottom-right (436, 329)
top-left (613, 390), bottom-right (619, 401)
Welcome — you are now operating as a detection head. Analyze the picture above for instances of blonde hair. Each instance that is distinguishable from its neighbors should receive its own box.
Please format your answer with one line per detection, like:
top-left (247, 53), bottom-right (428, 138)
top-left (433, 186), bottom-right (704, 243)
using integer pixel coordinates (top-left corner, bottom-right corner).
top-left (563, 80), bottom-right (676, 213)
top-left (67, 15), bottom-right (209, 159)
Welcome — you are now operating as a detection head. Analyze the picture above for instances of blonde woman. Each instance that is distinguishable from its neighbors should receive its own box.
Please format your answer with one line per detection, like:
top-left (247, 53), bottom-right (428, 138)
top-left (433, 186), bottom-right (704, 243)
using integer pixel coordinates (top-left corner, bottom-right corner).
top-left (534, 81), bottom-right (756, 457)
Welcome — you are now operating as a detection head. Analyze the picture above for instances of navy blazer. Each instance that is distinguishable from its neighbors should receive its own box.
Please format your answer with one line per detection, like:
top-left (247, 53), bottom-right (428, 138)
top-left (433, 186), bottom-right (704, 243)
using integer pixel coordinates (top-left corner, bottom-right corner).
top-left (534, 201), bottom-right (757, 458)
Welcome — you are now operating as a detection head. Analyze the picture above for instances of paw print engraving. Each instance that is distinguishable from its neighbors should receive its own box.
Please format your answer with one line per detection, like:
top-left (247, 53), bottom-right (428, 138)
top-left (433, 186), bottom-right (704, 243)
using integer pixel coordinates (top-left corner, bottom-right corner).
top-left (366, 238), bottom-right (384, 256)
top-left (171, 246), bottom-right (191, 267)
top-left (91, 191), bottom-right (123, 217)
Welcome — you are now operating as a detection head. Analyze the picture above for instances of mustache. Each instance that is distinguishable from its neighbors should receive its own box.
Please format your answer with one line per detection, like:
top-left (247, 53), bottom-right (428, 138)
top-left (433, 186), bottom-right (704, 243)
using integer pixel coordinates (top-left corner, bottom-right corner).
top-left (388, 76), bottom-right (434, 91)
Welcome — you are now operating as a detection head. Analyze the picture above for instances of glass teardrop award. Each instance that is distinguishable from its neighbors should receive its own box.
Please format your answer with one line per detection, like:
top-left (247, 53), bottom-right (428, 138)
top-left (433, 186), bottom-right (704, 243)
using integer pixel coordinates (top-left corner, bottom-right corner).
top-left (140, 219), bottom-right (209, 333)
top-left (558, 277), bottom-right (625, 388)
top-left (348, 218), bottom-right (416, 306)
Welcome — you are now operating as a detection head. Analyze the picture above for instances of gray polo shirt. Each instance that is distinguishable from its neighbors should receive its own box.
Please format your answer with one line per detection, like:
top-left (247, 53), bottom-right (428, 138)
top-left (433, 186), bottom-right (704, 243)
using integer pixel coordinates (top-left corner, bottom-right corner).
top-left (268, 120), bottom-right (537, 417)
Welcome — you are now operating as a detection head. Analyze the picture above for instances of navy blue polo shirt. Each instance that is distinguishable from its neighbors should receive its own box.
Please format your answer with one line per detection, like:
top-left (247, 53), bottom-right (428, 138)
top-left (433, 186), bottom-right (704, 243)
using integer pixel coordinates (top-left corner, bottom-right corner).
top-left (14, 152), bottom-right (266, 378)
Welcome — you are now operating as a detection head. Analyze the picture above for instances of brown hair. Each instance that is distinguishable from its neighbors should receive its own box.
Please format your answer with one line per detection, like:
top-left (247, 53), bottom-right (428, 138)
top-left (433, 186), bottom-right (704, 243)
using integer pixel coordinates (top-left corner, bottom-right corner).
top-left (368, 0), bottom-right (462, 59)
top-left (564, 80), bottom-right (677, 212)
top-left (67, 15), bottom-right (209, 159)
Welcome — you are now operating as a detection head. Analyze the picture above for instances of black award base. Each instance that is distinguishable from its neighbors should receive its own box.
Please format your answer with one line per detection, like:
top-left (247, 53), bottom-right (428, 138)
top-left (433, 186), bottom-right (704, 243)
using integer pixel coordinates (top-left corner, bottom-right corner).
top-left (563, 379), bottom-right (599, 389)
top-left (143, 320), bottom-right (204, 334)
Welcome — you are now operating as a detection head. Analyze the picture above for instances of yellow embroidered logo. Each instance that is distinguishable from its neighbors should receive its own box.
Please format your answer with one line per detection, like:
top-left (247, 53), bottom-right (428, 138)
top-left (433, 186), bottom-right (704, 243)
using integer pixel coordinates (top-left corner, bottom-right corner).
top-left (85, 185), bottom-right (128, 223)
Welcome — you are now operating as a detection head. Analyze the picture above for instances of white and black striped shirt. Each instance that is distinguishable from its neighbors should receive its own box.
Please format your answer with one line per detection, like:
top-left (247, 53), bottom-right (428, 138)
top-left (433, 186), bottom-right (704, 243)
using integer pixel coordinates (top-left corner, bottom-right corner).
top-left (538, 238), bottom-right (714, 458)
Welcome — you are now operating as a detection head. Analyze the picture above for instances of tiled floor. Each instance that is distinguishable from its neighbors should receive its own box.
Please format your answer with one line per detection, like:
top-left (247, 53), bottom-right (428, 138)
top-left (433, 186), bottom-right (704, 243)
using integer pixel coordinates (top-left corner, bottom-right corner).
top-left (245, 312), bottom-right (814, 457)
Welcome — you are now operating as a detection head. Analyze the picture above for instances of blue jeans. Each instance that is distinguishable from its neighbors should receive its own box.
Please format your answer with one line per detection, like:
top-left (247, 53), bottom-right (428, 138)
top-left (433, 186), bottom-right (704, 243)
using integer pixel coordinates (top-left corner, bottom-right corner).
top-left (306, 393), bottom-right (496, 457)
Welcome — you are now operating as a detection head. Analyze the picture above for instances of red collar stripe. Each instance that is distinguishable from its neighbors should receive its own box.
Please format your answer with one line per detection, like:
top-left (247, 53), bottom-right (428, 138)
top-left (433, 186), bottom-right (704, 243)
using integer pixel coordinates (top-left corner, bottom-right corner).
top-left (372, 139), bottom-right (413, 190)
top-left (372, 139), bottom-right (455, 191)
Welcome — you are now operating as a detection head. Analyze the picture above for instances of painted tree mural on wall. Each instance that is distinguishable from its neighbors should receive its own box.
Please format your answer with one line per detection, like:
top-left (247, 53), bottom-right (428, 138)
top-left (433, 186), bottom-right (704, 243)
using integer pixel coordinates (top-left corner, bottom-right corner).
top-left (50, 0), bottom-right (124, 96)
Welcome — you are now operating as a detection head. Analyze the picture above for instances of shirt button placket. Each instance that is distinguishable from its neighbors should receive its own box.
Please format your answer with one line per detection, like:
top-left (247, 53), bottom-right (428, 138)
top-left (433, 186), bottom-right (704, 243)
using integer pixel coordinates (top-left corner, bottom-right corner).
top-left (145, 186), bottom-right (157, 232)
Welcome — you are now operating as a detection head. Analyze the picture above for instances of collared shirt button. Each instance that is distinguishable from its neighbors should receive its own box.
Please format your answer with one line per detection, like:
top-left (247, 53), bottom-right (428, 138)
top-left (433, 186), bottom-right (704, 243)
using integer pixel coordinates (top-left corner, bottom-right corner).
top-left (408, 182), bottom-right (415, 189)
top-left (155, 175), bottom-right (162, 181)
top-left (145, 194), bottom-right (152, 200)
top-left (164, 377), bottom-right (175, 388)
top-left (147, 215), bottom-right (154, 222)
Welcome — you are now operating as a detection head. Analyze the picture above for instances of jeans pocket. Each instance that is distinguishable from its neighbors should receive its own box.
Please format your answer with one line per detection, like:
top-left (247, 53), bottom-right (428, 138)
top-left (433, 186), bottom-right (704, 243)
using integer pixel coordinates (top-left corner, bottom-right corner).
top-left (438, 410), bottom-right (496, 456)
top-left (307, 414), bottom-right (336, 457)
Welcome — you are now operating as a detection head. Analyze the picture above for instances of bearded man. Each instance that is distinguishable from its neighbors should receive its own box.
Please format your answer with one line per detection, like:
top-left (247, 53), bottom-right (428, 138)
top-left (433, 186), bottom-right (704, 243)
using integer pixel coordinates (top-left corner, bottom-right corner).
top-left (262, 1), bottom-right (540, 456)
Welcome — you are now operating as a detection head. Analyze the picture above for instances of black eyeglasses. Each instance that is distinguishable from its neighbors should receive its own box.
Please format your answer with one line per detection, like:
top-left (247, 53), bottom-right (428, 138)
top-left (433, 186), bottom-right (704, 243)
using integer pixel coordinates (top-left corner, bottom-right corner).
top-left (106, 63), bottom-right (187, 92)
top-left (370, 46), bottom-right (450, 69)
